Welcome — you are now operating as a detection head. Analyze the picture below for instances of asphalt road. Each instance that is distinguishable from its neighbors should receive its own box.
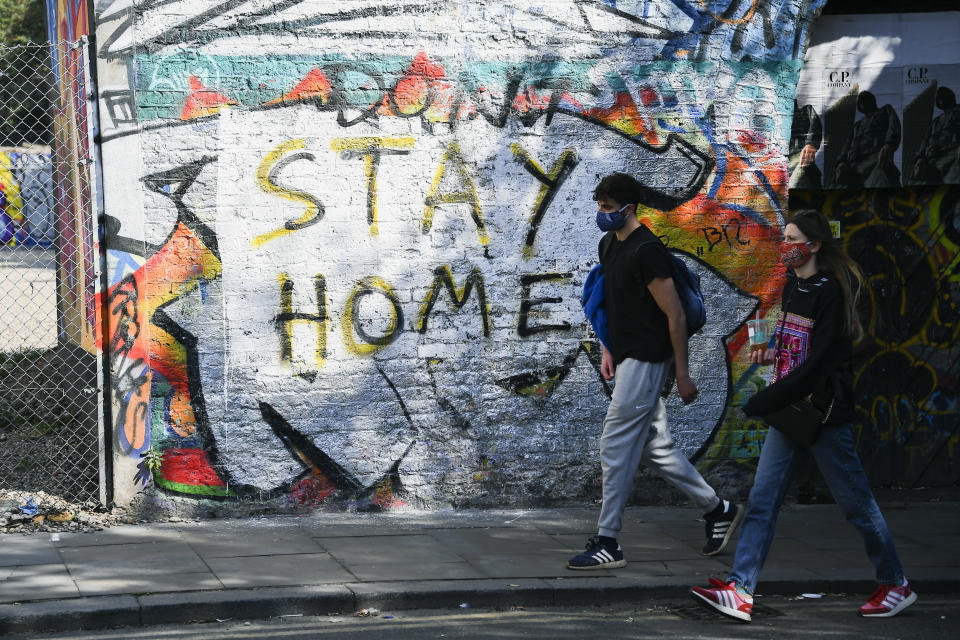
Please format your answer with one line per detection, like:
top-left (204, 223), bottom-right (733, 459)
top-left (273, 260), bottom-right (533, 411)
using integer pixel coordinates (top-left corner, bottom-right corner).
top-left (17, 592), bottom-right (957, 639)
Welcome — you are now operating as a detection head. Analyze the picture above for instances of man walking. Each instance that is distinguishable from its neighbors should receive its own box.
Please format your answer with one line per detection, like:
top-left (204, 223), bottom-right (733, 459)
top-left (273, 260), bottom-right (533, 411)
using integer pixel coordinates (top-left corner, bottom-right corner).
top-left (567, 173), bottom-right (742, 570)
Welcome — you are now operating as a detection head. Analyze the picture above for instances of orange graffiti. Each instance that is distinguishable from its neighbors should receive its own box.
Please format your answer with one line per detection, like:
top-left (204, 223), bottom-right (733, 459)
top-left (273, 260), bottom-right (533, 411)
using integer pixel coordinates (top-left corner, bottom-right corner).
top-left (267, 68), bottom-right (332, 105)
top-left (181, 76), bottom-right (238, 120)
top-left (97, 221), bottom-right (221, 438)
top-left (697, 0), bottom-right (759, 25)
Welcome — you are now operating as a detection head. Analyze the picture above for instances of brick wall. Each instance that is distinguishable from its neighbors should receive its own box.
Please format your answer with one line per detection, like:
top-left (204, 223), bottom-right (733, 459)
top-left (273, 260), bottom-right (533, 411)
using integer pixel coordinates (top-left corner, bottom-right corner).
top-left (92, 1), bottom-right (827, 510)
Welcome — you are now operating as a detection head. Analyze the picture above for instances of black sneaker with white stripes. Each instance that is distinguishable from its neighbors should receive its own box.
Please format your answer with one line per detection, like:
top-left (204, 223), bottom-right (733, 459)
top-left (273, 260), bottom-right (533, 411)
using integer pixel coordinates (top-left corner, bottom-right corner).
top-left (701, 499), bottom-right (744, 556)
top-left (566, 536), bottom-right (627, 570)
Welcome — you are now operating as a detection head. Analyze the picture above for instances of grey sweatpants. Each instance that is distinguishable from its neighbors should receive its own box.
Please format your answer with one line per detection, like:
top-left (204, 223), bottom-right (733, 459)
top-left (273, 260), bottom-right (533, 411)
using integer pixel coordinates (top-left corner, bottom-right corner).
top-left (597, 357), bottom-right (720, 539)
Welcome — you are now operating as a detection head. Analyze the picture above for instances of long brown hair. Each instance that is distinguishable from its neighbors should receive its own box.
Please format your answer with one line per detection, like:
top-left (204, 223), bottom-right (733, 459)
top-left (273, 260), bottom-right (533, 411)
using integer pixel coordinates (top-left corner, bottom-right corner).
top-left (787, 209), bottom-right (865, 341)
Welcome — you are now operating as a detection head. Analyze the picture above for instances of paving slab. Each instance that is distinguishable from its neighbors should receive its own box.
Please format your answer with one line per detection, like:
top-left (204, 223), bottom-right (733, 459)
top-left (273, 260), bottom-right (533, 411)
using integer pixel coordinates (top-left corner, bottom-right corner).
top-left (205, 552), bottom-right (357, 587)
top-left (427, 526), bottom-right (567, 558)
top-left (604, 559), bottom-right (674, 578)
top-left (761, 539), bottom-right (853, 570)
top-left (52, 525), bottom-right (184, 548)
top-left (743, 566), bottom-right (833, 591)
top-left (897, 545), bottom-right (959, 567)
top-left (900, 567), bottom-right (960, 593)
top-left (616, 528), bottom-right (704, 558)
top-left (525, 510), bottom-right (599, 535)
top-left (0, 563), bottom-right (80, 604)
top-left (186, 524), bottom-right (325, 558)
top-left (59, 541), bottom-right (208, 580)
top-left (469, 554), bottom-right (577, 579)
top-left (74, 571), bottom-right (223, 597)
top-left (315, 534), bottom-right (467, 565)
top-left (0, 536), bottom-right (61, 567)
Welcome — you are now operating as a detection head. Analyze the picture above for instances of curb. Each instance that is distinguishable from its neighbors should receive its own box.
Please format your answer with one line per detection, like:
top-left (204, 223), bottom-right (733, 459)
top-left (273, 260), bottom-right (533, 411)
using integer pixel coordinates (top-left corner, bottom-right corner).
top-left (1, 576), bottom-right (957, 636)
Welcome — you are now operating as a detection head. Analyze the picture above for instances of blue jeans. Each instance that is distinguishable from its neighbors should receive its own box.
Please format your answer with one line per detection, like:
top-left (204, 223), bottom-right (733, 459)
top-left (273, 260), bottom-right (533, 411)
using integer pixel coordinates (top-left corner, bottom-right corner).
top-left (729, 423), bottom-right (904, 594)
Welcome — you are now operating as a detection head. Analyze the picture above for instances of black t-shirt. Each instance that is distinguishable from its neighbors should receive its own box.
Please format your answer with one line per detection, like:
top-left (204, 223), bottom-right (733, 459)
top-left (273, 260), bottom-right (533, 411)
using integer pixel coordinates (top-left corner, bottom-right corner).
top-left (598, 225), bottom-right (673, 364)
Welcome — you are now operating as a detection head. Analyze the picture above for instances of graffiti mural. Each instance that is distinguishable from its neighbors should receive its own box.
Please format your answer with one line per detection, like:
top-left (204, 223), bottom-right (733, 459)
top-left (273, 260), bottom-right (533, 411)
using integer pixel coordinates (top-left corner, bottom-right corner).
top-left (789, 187), bottom-right (960, 487)
top-left (46, 0), bottom-right (98, 353)
top-left (0, 153), bottom-right (56, 247)
top-left (88, 0), bottom-right (843, 507)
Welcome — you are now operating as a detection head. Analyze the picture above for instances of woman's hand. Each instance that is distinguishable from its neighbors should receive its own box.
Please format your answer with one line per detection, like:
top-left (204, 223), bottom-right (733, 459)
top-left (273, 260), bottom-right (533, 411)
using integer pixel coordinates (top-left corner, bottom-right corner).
top-left (749, 347), bottom-right (775, 366)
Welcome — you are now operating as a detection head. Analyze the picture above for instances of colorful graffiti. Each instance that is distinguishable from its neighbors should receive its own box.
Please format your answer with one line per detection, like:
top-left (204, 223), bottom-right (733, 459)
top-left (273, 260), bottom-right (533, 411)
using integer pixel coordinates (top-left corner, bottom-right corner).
top-left (0, 153), bottom-right (56, 247)
top-left (789, 186), bottom-right (960, 487)
top-left (46, 0), bottom-right (98, 352)
top-left (88, 1), bottom-right (846, 508)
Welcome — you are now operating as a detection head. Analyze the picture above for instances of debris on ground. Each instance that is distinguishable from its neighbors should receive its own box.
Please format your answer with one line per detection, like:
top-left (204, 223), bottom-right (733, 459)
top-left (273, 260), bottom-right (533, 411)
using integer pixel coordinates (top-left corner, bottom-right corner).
top-left (19, 498), bottom-right (38, 515)
top-left (354, 608), bottom-right (380, 617)
top-left (1, 489), bottom-right (133, 534)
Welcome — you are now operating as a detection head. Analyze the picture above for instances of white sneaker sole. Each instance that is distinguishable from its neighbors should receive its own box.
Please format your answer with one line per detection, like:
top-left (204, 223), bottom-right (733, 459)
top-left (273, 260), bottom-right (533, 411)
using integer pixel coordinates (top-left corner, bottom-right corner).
top-left (860, 591), bottom-right (918, 617)
top-left (701, 504), bottom-right (746, 556)
top-left (691, 588), bottom-right (752, 622)
top-left (566, 559), bottom-right (627, 570)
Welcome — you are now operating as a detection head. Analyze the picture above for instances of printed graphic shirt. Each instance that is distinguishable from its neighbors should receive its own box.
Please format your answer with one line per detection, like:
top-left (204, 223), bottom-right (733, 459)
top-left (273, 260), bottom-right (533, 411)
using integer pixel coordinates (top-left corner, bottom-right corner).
top-left (743, 271), bottom-right (855, 424)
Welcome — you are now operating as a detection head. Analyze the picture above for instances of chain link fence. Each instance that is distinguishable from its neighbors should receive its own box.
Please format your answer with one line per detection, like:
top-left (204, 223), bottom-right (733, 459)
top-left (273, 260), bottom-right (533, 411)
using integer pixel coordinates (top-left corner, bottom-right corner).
top-left (0, 40), bottom-right (103, 504)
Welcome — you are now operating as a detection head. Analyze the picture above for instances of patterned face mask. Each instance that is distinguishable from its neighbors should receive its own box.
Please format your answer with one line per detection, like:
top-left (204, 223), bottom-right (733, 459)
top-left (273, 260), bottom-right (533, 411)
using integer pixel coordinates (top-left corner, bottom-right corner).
top-left (778, 240), bottom-right (813, 268)
top-left (595, 204), bottom-right (630, 231)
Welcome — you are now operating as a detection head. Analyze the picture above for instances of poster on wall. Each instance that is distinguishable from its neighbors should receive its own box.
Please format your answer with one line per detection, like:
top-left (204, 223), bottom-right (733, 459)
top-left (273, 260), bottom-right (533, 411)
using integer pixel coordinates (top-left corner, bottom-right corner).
top-left (823, 67), bottom-right (903, 190)
top-left (903, 64), bottom-right (960, 186)
top-left (798, 12), bottom-right (960, 189)
top-left (788, 69), bottom-right (825, 190)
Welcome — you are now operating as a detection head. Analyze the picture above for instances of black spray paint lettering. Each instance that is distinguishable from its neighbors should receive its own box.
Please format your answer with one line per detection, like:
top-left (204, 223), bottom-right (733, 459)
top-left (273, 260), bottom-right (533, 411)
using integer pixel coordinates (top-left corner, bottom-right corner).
top-left (511, 144), bottom-right (580, 259)
top-left (274, 273), bottom-right (328, 367)
top-left (341, 276), bottom-right (405, 355)
top-left (108, 274), bottom-right (151, 455)
top-left (422, 141), bottom-right (489, 245)
top-left (331, 137), bottom-right (414, 235)
top-left (417, 266), bottom-right (491, 337)
top-left (274, 268), bottom-right (575, 364)
top-left (518, 273), bottom-right (574, 337)
top-left (700, 215), bottom-right (751, 252)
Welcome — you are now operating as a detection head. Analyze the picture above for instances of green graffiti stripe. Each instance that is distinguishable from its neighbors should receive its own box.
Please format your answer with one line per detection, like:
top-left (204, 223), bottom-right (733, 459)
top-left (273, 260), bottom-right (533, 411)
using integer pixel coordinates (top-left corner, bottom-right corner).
top-left (153, 472), bottom-right (234, 497)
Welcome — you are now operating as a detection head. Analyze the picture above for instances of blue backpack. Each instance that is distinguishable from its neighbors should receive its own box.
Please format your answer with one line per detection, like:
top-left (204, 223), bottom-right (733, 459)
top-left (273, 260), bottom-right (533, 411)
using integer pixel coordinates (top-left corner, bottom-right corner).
top-left (581, 243), bottom-right (705, 343)
top-left (659, 246), bottom-right (706, 336)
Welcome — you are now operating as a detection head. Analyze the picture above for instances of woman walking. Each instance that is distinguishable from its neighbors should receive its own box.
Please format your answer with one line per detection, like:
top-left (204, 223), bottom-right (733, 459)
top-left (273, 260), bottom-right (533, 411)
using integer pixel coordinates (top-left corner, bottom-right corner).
top-left (690, 209), bottom-right (916, 622)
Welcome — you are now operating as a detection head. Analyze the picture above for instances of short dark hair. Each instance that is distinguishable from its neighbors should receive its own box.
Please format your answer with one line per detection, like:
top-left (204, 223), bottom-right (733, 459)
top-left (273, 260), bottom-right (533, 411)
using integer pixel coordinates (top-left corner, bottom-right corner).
top-left (593, 172), bottom-right (679, 211)
top-left (593, 172), bottom-right (642, 207)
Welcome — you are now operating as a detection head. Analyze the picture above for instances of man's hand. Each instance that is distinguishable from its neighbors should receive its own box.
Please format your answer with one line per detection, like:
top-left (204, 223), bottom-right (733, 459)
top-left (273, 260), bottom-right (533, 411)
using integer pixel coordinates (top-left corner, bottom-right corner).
top-left (677, 374), bottom-right (699, 404)
top-left (600, 345), bottom-right (615, 380)
top-left (799, 143), bottom-right (817, 167)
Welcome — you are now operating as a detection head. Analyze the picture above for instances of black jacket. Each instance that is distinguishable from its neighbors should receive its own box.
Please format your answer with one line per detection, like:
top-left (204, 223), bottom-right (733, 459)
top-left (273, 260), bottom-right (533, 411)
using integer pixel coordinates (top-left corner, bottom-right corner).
top-left (743, 271), bottom-right (855, 424)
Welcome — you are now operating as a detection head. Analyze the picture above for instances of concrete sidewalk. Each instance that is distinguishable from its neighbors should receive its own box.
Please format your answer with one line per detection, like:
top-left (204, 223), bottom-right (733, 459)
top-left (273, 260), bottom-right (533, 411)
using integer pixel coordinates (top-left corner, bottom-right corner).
top-left (0, 501), bottom-right (957, 635)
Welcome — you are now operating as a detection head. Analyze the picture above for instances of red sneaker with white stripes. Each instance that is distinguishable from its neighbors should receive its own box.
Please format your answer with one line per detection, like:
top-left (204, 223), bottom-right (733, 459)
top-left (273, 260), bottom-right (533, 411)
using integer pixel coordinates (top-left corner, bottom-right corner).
top-left (690, 577), bottom-right (753, 622)
top-left (858, 579), bottom-right (917, 617)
